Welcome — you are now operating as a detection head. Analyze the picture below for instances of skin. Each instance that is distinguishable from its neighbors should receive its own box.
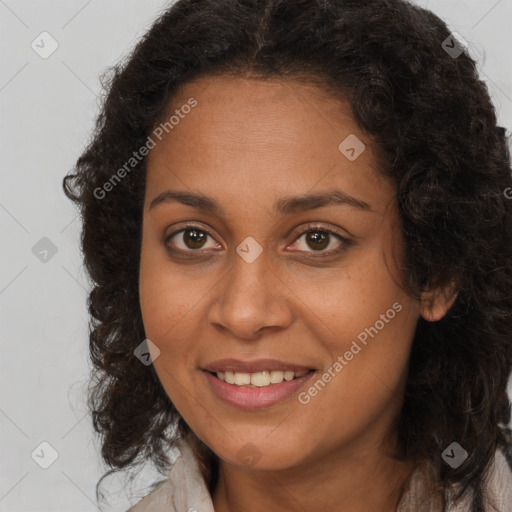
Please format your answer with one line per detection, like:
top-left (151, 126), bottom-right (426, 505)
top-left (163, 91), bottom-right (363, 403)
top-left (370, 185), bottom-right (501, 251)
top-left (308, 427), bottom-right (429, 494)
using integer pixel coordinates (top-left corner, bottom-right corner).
top-left (139, 75), bottom-right (456, 512)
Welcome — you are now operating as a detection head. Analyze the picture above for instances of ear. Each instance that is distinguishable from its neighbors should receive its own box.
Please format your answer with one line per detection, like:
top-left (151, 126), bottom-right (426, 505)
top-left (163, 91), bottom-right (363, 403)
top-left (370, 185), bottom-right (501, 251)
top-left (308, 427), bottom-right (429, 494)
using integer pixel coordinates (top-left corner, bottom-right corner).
top-left (420, 282), bottom-right (458, 322)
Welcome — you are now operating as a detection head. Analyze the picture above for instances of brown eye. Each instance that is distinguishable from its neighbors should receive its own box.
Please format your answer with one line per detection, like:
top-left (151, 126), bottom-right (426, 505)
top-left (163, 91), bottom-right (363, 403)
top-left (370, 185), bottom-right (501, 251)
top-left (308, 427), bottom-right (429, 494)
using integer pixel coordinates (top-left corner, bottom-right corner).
top-left (304, 231), bottom-right (330, 251)
top-left (182, 228), bottom-right (207, 249)
top-left (288, 224), bottom-right (351, 257)
top-left (164, 222), bottom-right (351, 259)
top-left (165, 226), bottom-right (220, 252)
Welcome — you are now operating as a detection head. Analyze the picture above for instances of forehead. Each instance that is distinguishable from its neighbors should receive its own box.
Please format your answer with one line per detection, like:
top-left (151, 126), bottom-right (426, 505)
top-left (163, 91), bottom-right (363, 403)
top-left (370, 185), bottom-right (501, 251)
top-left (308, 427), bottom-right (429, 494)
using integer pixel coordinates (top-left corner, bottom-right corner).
top-left (157, 74), bottom-right (358, 154)
top-left (144, 75), bottom-right (393, 213)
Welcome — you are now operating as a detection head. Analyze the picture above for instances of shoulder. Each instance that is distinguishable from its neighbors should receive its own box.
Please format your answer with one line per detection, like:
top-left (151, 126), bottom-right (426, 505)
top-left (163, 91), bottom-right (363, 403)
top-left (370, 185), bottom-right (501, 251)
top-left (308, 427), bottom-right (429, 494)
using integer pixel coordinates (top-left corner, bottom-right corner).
top-left (397, 447), bottom-right (512, 512)
top-left (482, 446), bottom-right (512, 511)
top-left (126, 478), bottom-right (175, 512)
top-left (125, 440), bottom-right (215, 512)
top-left (445, 448), bottom-right (512, 512)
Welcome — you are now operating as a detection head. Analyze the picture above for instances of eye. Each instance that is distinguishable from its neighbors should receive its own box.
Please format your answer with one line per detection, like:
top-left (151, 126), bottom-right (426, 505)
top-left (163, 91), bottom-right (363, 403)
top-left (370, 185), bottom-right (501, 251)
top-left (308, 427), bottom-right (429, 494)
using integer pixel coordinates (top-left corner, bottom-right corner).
top-left (288, 223), bottom-right (350, 257)
top-left (164, 222), bottom-right (351, 258)
top-left (165, 224), bottom-right (220, 253)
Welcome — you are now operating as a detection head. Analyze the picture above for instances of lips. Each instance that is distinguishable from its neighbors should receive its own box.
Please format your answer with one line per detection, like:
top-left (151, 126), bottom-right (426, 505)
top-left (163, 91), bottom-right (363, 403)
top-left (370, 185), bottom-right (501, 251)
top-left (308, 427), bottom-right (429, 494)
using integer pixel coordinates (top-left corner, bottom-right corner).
top-left (203, 369), bottom-right (315, 409)
top-left (201, 358), bottom-right (317, 409)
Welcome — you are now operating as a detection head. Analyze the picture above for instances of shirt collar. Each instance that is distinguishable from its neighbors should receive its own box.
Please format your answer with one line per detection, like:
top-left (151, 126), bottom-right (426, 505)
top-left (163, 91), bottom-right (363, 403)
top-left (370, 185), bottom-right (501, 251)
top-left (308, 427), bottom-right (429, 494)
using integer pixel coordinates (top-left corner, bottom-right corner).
top-left (127, 438), bottom-right (215, 512)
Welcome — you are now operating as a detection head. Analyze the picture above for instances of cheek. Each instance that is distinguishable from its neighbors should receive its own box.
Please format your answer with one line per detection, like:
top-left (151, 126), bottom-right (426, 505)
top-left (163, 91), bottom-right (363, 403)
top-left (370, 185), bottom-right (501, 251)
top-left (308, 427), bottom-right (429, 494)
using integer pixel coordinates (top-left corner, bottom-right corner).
top-left (139, 249), bottom-right (199, 409)
top-left (138, 234), bottom-right (202, 342)
top-left (311, 242), bottom-right (419, 396)
top-left (304, 299), bottom-right (418, 450)
top-left (319, 247), bottom-right (409, 328)
top-left (138, 237), bottom-right (219, 406)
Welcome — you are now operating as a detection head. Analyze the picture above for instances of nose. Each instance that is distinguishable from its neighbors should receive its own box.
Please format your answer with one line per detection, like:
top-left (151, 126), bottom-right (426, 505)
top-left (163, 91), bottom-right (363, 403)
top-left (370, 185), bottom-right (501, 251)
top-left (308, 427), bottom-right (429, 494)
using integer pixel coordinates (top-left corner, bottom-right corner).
top-left (206, 249), bottom-right (294, 340)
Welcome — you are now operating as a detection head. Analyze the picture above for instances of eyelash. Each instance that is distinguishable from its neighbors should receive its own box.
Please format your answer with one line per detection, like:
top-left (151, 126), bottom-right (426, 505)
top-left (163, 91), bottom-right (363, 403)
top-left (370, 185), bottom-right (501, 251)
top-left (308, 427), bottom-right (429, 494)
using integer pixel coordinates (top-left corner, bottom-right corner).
top-left (164, 222), bottom-right (352, 259)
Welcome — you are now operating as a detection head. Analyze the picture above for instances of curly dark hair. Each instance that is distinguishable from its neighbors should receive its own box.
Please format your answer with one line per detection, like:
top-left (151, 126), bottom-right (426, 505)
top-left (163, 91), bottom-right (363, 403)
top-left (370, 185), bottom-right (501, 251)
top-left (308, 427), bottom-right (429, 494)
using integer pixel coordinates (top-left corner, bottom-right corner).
top-left (62, 0), bottom-right (512, 510)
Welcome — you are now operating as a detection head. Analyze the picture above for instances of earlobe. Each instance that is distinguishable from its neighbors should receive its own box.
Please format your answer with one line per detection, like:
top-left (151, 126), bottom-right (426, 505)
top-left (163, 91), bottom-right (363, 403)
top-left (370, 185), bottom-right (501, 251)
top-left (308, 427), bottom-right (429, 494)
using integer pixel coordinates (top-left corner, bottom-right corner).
top-left (420, 283), bottom-right (458, 322)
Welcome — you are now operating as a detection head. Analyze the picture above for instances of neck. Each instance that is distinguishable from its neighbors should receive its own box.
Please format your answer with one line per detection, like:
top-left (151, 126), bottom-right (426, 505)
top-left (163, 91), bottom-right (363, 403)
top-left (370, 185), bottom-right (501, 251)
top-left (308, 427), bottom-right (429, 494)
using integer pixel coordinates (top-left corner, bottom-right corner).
top-left (211, 443), bottom-right (414, 512)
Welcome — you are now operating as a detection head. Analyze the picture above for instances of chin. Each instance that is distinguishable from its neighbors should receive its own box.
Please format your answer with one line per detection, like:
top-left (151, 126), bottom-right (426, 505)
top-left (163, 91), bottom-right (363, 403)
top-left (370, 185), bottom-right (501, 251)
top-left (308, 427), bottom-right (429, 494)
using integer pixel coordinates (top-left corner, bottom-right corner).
top-left (209, 434), bottom-right (312, 471)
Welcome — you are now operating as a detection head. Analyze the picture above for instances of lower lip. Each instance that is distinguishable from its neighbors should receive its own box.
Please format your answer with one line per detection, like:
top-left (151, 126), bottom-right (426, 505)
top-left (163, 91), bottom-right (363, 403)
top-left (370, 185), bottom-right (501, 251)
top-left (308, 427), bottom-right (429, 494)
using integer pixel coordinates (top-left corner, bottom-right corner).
top-left (202, 370), bottom-right (314, 410)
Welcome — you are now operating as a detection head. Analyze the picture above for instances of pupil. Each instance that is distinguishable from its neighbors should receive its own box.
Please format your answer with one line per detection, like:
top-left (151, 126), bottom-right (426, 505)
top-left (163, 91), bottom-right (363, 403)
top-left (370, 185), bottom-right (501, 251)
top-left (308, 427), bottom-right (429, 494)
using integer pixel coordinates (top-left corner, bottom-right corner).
top-left (307, 231), bottom-right (328, 251)
top-left (185, 229), bottom-right (205, 249)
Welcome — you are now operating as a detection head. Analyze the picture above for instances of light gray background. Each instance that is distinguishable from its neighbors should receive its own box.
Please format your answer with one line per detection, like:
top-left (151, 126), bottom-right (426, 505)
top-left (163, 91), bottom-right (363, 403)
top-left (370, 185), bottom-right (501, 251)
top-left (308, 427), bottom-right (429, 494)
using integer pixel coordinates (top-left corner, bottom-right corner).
top-left (1, 1), bottom-right (511, 511)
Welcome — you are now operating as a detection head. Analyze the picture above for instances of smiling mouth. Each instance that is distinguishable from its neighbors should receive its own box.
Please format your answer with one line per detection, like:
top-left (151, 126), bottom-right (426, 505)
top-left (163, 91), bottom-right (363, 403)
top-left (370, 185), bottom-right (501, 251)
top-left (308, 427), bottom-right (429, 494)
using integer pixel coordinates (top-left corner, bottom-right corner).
top-left (208, 369), bottom-right (313, 388)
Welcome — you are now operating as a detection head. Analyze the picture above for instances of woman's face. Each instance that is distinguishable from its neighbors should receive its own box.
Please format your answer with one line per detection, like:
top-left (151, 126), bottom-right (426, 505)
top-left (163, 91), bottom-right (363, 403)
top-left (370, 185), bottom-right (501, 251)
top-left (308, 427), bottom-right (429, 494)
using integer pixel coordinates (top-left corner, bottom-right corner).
top-left (139, 75), bottom-right (422, 470)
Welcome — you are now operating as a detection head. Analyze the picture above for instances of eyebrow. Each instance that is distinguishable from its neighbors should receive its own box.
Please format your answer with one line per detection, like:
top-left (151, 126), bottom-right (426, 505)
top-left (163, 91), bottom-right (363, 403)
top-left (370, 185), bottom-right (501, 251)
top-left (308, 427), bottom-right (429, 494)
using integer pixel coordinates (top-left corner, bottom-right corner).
top-left (148, 189), bottom-right (372, 215)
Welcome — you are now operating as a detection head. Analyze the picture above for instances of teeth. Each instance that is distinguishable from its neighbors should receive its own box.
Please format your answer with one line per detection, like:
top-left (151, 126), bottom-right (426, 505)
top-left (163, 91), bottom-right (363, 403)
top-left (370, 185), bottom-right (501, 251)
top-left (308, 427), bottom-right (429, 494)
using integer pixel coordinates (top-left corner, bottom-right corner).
top-left (270, 370), bottom-right (284, 383)
top-left (215, 369), bottom-right (309, 387)
top-left (235, 372), bottom-right (251, 385)
top-left (251, 371), bottom-right (270, 387)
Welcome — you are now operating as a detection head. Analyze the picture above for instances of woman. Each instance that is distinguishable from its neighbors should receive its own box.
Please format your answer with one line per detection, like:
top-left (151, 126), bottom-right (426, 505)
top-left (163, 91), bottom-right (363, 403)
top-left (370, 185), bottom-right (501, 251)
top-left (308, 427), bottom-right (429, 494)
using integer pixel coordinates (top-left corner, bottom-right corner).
top-left (63, 0), bottom-right (512, 510)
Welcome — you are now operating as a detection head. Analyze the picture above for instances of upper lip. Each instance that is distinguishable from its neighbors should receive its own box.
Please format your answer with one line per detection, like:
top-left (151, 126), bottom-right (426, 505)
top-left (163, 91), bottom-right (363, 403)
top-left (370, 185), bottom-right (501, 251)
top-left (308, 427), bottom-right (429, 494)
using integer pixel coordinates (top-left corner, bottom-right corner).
top-left (202, 358), bottom-right (313, 373)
